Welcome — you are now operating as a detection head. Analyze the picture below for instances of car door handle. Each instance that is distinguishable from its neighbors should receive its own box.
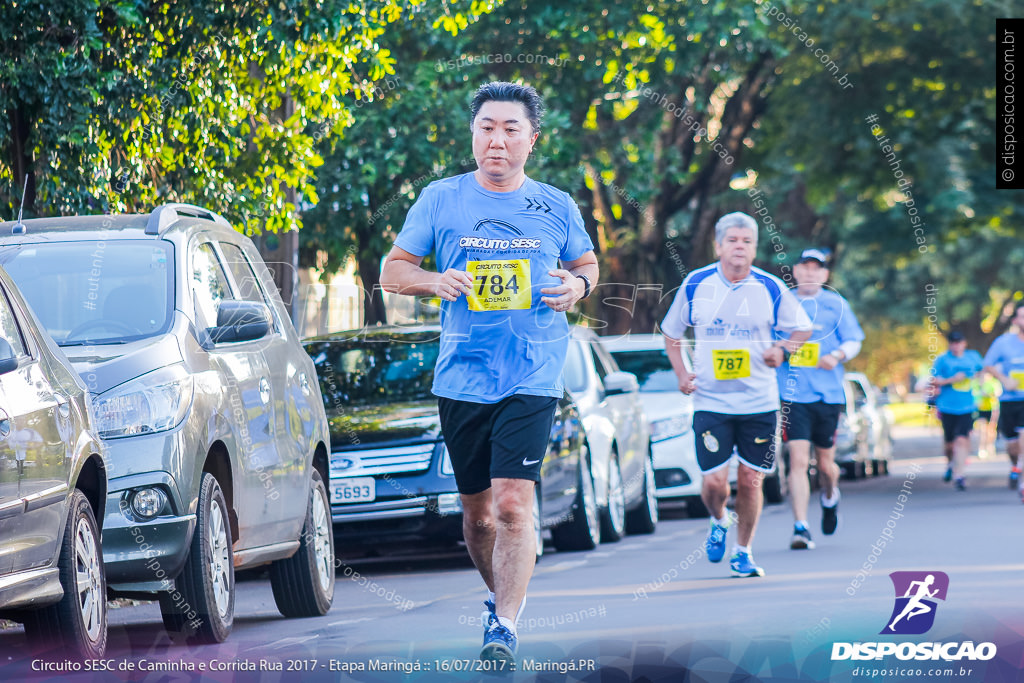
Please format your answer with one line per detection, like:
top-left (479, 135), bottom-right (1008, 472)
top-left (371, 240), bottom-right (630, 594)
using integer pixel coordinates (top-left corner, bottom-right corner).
top-left (56, 395), bottom-right (71, 420)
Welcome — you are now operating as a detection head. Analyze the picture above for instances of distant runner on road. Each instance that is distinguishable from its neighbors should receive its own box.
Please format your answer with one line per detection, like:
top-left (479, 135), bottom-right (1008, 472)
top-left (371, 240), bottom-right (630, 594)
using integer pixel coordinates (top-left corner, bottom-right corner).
top-left (380, 81), bottom-right (598, 665)
top-left (930, 330), bottom-right (983, 491)
top-left (776, 248), bottom-right (864, 550)
top-left (983, 303), bottom-right (1024, 499)
top-left (662, 212), bottom-right (812, 578)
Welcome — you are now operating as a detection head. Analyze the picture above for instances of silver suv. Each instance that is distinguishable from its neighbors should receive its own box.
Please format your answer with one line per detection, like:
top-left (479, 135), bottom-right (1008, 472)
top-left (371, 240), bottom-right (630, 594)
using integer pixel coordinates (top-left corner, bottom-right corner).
top-left (0, 204), bottom-right (334, 643)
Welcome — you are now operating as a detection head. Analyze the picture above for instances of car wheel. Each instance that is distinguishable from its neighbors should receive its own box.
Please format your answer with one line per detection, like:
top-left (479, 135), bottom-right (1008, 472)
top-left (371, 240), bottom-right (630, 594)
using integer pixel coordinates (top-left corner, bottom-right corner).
top-left (551, 447), bottom-right (601, 551)
top-left (599, 452), bottom-right (626, 543)
top-left (685, 495), bottom-right (710, 518)
top-left (22, 490), bottom-right (107, 659)
top-left (161, 472), bottom-right (234, 643)
top-left (625, 451), bottom-right (658, 535)
top-left (270, 469), bottom-right (335, 617)
top-left (533, 486), bottom-right (544, 562)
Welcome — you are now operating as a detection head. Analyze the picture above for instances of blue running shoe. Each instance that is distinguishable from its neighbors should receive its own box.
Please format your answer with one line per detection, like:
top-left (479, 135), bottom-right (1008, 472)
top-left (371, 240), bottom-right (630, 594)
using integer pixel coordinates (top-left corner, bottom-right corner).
top-left (1010, 468), bottom-right (1020, 489)
top-left (943, 467), bottom-right (952, 483)
top-left (730, 550), bottom-right (765, 578)
top-left (481, 620), bottom-right (518, 665)
top-left (706, 519), bottom-right (728, 563)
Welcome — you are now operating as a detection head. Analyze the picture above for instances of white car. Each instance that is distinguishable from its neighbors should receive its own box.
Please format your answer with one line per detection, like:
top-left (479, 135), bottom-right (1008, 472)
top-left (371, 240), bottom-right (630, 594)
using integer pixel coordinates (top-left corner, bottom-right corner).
top-left (562, 328), bottom-right (658, 541)
top-left (600, 334), bottom-right (707, 515)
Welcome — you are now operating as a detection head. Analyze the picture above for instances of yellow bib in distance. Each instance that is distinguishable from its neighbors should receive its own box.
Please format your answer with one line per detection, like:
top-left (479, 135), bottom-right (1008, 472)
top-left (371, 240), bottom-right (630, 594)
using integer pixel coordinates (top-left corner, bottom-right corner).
top-left (712, 349), bottom-right (751, 380)
top-left (466, 260), bottom-right (531, 312)
top-left (1012, 371), bottom-right (1024, 389)
top-left (790, 342), bottom-right (820, 368)
top-left (952, 378), bottom-right (972, 392)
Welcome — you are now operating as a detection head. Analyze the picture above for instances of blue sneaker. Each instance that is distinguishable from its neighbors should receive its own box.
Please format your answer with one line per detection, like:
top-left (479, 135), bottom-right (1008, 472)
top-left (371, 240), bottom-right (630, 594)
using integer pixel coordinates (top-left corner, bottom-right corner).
top-left (943, 467), bottom-right (952, 483)
top-left (481, 618), bottom-right (518, 665)
top-left (730, 550), bottom-right (765, 578)
top-left (706, 519), bottom-right (729, 563)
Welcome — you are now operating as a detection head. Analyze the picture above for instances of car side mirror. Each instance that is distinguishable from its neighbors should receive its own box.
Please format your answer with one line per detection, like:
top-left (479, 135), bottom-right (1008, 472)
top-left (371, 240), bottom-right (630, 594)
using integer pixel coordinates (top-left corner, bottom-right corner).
top-left (0, 338), bottom-right (16, 374)
top-left (208, 301), bottom-right (271, 344)
top-left (603, 371), bottom-right (639, 396)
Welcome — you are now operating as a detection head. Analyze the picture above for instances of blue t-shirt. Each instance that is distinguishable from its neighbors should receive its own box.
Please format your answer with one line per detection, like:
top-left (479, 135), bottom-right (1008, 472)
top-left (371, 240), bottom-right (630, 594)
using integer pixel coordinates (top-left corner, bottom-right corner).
top-left (983, 333), bottom-right (1024, 403)
top-left (932, 350), bottom-right (983, 415)
top-left (395, 173), bottom-right (594, 403)
top-left (777, 289), bottom-right (865, 405)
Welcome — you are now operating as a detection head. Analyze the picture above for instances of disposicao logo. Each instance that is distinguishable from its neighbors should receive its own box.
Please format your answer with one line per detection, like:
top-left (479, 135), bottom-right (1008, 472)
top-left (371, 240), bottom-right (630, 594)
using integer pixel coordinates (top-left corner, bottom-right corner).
top-left (831, 571), bottom-right (997, 662)
top-left (881, 570), bottom-right (948, 635)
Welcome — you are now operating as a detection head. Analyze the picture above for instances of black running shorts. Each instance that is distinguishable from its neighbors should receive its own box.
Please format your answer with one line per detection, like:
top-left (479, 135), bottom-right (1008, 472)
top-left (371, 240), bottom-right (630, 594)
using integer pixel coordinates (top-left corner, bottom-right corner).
top-left (693, 410), bottom-right (778, 474)
top-left (997, 400), bottom-right (1024, 440)
top-left (781, 401), bottom-right (843, 449)
top-left (940, 411), bottom-right (974, 443)
top-left (437, 394), bottom-right (558, 495)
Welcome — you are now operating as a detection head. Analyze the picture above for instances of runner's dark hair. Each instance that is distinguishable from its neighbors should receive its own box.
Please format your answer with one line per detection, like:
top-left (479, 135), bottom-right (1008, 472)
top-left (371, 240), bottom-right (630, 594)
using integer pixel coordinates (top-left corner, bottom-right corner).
top-left (470, 81), bottom-right (544, 134)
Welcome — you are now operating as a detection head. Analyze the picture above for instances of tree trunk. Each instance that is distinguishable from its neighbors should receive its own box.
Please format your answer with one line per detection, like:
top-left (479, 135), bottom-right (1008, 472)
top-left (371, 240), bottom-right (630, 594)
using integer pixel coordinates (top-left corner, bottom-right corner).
top-left (358, 254), bottom-right (388, 326)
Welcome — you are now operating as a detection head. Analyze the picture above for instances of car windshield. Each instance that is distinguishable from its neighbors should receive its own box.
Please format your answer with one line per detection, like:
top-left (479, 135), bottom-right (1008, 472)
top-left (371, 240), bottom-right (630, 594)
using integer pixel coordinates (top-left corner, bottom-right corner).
top-left (609, 349), bottom-right (678, 392)
top-left (0, 241), bottom-right (173, 346)
top-left (307, 338), bottom-right (440, 408)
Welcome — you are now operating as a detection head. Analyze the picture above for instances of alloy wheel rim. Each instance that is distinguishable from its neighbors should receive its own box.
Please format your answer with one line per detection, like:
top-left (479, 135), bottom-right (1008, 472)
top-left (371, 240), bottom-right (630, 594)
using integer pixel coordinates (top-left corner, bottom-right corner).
top-left (645, 458), bottom-right (659, 522)
top-left (208, 499), bottom-right (231, 617)
top-left (608, 460), bottom-right (626, 534)
top-left (312, 488), bottom-right (333, 591)
top-left (75, 517), bottom-right (103, 642)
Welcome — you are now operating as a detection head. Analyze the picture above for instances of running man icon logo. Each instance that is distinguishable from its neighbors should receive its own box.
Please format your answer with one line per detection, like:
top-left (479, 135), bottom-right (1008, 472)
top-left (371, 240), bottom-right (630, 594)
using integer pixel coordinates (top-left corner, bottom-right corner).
top-left (880, 571), bottom-right (949, 635)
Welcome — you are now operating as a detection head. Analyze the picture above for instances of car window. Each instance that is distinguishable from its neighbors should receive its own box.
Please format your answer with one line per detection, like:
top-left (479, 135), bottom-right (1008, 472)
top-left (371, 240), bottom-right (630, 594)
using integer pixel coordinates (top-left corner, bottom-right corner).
top-left (219, 242), bottom-right (281, 333)
top-left (310, 339), bottom-right (439, 407)
top-left (0, 287), bottom-right (27, 357)
top-left (849, 378), bottom-right (868, 406)
top-left (609, 350), bottom-right (677, 392)
top-left (192, 242), bottom-right (232, 327)
top-left (563, 341), bottom-right (588, 392)
top-left (0, 241), bottom-right (173, 346)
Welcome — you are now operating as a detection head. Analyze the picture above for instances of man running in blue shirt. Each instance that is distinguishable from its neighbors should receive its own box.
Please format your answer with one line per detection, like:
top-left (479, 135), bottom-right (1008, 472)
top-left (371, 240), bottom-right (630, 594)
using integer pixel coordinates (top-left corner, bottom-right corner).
top-left (931, 331), bottom-right (983, 490)
top-left (381, 82), bottom-right (598, 664)
top-left (777, 248), bottom-right (864, 549)
top-left (663, 212), bottom-right (812, 578)
top-left (983, 303), bottom-right (1024, 498)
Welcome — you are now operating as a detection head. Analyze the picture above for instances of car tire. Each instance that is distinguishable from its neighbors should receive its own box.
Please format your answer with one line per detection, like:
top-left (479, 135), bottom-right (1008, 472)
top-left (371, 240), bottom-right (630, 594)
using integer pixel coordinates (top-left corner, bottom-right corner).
top-left (685, 495), bottom-right (710, 518)
top-left (599, 452), bottom-right (626, 543)
top-left (533, 486), bottom-right (544, 563)
top-left (551, 448), bottom-right (601, 551)
top-left (22, 490), bottom-right (107, 659)
top-left (624, 451), bottom-right (658, 535)
top-left (270, 469), bottom-right (335, 618)
top-left (161, 472), bottom-right (234, 643)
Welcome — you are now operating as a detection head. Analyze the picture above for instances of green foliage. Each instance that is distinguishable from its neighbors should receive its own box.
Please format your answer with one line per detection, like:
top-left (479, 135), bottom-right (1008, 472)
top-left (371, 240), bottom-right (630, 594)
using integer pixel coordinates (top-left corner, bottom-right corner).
top-left (0, 0), bottom-right (495, 233)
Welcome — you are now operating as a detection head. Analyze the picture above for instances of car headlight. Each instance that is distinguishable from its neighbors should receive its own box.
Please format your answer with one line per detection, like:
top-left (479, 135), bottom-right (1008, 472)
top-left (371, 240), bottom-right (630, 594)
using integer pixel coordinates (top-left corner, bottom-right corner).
top-left (650, 415), bottom-right (691, 443)
top-left (440, 444), bottom-right (454, 475)
top-left (94, 367), bottom-right (193, 439)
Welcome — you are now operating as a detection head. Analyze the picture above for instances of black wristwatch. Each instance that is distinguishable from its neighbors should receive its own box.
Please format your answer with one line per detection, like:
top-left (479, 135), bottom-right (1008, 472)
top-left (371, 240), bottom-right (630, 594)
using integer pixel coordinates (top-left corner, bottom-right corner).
top-left (576, 273), bottom-right (592, 299)
top-left (776, 343), bottom-right (791, 362)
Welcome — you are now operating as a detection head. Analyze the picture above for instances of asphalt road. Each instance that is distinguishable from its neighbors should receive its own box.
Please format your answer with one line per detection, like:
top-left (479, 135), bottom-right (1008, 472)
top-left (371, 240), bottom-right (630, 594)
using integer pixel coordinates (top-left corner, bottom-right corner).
top-left (3, 425), bottom-right (1023, 683)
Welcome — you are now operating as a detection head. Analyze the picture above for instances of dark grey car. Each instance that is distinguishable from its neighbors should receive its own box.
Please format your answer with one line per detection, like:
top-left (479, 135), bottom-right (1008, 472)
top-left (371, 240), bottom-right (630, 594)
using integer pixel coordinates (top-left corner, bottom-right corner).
top-left (0, 266), bottom-right (108, 657)
top-left (0, 204), bottom-right (334, 643)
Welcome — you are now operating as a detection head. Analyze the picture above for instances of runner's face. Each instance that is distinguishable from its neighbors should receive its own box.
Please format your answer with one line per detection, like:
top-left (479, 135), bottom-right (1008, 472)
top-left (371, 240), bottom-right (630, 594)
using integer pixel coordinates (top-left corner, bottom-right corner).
top-left (472, 100), bottom-right (538, 182)
top-left (794, 261), bottom-right (829, 288)
top-left (949, 340), bottom-right (967, 355)
top-left (714, 227), bottom-right (756, 269)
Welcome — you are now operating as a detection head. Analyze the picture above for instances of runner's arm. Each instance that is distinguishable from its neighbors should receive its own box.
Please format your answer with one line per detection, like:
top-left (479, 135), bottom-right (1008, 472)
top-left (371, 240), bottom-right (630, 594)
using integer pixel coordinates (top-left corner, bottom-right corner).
top-left (380, 246), bottom-right (472, 301)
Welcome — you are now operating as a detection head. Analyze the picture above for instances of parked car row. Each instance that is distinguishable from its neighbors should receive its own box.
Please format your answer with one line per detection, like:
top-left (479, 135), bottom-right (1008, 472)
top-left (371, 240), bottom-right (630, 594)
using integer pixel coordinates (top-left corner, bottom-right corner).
top-left (0, 205), bottom-right (337, 658)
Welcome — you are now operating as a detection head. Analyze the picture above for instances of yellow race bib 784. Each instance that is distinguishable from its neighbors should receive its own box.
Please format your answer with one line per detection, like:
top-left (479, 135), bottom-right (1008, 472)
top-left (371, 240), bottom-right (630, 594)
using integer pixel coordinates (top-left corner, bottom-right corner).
top-left (466, 259), bottom-right (531, 312)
